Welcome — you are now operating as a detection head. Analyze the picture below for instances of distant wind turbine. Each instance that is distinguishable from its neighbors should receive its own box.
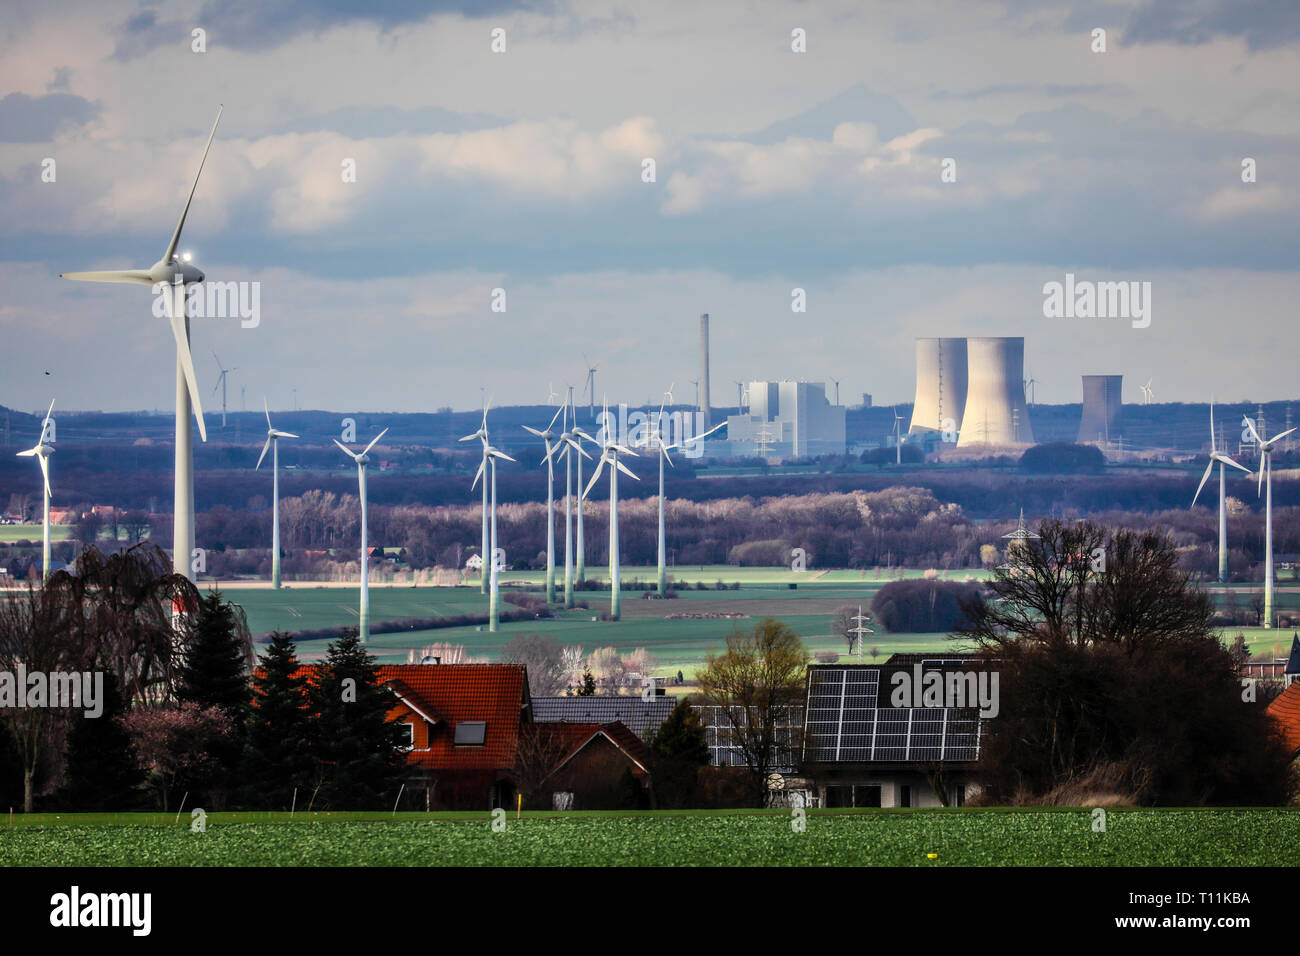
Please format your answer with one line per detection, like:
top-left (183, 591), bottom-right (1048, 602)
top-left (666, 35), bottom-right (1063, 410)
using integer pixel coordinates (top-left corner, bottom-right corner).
top-left (472, 439), bottom-right (515, 632)
top-left (334, 427), bottom-right (389, 642)
top-left (571, 388), bottom-right (597, 584)
top-left (555, 397), bottom-right (592, 608)
top-left (582, 354), bottom-right (599, 416)
top-left (212, 351), bottom-right (237, 427)
top-left (16, 400), bottom-right (55, 581)
top-left (523, 404), bottom-right (565, 604)
top-left (59, 106), bottom-right (224, 582)
top-left (1243, 415), bottom-right (1296, 628)
top-left (893, 407), bottom-right (905, 464)
top-left (584, 397), bottom-right (638, 621)
top-left (459, 401), bottom-right (491, 595)
top-left (256, 399), bottom-right (298, 590)
top-left (641, 385), bottom-right (723, 595)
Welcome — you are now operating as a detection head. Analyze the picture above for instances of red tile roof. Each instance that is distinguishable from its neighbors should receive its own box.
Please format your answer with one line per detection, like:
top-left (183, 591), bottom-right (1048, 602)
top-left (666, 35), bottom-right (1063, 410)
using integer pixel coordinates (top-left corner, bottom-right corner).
top-left (1266, 682), bottom-right (1300, 757)
top-left (289, 663), bottom-right (530, 772)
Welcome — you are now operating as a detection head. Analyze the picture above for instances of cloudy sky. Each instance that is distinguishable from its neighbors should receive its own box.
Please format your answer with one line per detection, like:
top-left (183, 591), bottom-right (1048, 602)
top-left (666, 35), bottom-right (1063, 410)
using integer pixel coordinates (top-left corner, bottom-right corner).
top-left (1, 0), bottom-right (1297, 415)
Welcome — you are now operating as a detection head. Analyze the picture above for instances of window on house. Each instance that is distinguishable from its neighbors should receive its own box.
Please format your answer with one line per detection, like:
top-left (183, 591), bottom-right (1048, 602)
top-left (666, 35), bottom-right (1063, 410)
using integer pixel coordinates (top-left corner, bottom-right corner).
top-left (454, 721), bottom-right (487, 745)
top-left (396, 722), bottom-right (414, 750)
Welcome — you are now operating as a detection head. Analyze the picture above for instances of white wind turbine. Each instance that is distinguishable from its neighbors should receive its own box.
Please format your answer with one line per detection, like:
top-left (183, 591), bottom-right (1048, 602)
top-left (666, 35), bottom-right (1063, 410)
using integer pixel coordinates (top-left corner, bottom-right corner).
top-left (640, 384), bottom-right (724, 595)
top-left (570, 388), bottom-right (598, 585)
top-left (59, 107), bottom-right (223, 582)
top-left (892, 407), bottom-right (905, 464)
top-left (1190, 401), bottom-right (1250, 584)
top-left (553, 398), bottom-right (592, 609)
top-left (471, 439), bottom-right (515, 632)
top-left (523, 404), bottom-right (565, 604)
top-left (333, 428), bottom-right (389, 642)
top-left (212, 350), bottom-right (237, 427)
top-left (459, 401), bottom-right (491, 595)
top-left (1243, 414), bottom-right (1296, 628)
top-left (255, 399), bottom-right (298, 590)
top-left (584, 398), bottom-right (638, 621)
top-left (16, 400), bottom-right (56, 581)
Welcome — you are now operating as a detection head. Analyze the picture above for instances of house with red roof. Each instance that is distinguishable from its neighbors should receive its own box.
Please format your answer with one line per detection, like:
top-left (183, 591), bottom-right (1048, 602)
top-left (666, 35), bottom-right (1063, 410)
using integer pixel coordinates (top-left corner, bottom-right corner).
top-left (286, 662), bottom-right (651, 810)
top-left (1265, 636), bottom-right (1300, 760)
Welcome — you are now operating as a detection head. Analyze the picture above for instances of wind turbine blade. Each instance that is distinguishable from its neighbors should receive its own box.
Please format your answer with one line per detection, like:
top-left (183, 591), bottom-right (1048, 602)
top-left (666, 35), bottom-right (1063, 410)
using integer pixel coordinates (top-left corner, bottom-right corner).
top-left (256, 437), bottom-right (272, 470)
top-left (163, 105), bottom-right (223, 264)
top-left (663, 446), bottom-right (675, 469)
top-left (522, 425), bottom-right (544, 437)
top-left (1259, 456), bottom-right (1265, 497)
top-left (697, 420), bottom-right (727, 440)
top-left (16, 448), bottom-right (37, 457)
top-left (165, 284), bottom-right (206, 441)
top-left (573, 427), bottom-right (597, 444)
top-left (273, 430), bottom-right (298, 439)
top-left (613, 444), bottom-right (638, 457)
top-left (58, 270), bottom-right (154, 285)
top-left (361, 428), bottom-right (389, 457)
top-left (493, 451), bottom-right (516, 463)
top-left (583, 458), bottom-right (606, 498)
top-left (547, 404), bottom-right (563, 431)
top-left (1218, 456), bottom-right (1250, 474)
top-left (332, 438), bottom-right (358, 460)
top-left (615, 459), bottom-right (638, 481)
top-left (38, 454), bottom-right (51, 498)
top-left (1191, 459), bottom-right (1214, 508)
top-left (471, 457), bottom-right (485, 490)
top-left (1269, 427), bottom-right (1297, 444)
top-left (458, 432), bottom-right (481, 442)
top-left (1209, 402), bottom-right (1216, 452)
top-left (264, 397), bottom-right (272, 430)
top-left (41, 399), bottom-right (55, 430)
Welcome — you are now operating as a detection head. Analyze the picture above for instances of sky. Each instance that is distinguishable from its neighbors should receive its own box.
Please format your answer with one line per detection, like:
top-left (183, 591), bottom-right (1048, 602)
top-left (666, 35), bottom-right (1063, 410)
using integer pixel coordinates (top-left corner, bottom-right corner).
top-left (0, 0), bottom-right (1297, 416)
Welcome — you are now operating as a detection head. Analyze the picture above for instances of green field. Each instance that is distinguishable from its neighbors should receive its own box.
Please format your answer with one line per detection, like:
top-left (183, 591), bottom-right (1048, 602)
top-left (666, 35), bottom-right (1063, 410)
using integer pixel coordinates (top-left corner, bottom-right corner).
top-left (0, 808), bottom-right (1294, 866)
top-left (0, 525), bottom-right (72, 544)
top-left (219, 576), bottom-right (975, 673)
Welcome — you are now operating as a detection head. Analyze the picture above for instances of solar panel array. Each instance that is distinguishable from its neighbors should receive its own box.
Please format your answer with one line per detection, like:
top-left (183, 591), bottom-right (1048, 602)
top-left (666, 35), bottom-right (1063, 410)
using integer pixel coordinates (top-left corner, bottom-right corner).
top-left (805, 668), bottom-right (982, 763)
top-left (696, 705), bottom-right (802, 772)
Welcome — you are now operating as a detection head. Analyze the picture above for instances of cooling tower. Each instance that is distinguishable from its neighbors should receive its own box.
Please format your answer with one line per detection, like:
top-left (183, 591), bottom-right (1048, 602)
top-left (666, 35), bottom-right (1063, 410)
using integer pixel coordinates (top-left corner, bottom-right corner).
top-left (956, 337), bottom-right (1034, 446)
top-left (910, 337), bottom-right (968, 435)
top-left (1077, 375), bottom-right (1123, 444)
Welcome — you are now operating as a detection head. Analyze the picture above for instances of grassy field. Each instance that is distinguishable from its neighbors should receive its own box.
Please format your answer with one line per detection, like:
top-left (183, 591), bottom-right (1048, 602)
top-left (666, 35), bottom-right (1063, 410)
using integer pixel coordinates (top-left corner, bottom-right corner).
top-left (0, 525), bottom-right (71, 543)
top-left (0, 808), bottom-right (1294, 866)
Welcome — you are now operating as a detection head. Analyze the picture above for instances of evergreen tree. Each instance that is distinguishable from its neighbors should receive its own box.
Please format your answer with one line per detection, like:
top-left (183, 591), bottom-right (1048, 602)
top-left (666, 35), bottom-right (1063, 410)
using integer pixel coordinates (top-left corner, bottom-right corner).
top-left (177, 589), bottom-right (251, 806)
top-left (62, 670), bottom-right (143, 810)
top-left (648, 697), bottom-right (710, 809)
top-left (240, 633), bottom-right (313, 809)
top-left (306, 629), bottom-right (407, 810)
top-left (576, 669), bottom-right (597, 697)
top-left (178, 589), bottom-right (251, 729)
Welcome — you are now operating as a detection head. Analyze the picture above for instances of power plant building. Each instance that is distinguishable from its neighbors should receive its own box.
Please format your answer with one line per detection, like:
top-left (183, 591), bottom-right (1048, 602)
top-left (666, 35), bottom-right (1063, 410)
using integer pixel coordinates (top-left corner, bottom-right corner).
top-left (1077, 374), bottom-right (1124, 444)
top-left (712, 380), bottom-right (846, 459)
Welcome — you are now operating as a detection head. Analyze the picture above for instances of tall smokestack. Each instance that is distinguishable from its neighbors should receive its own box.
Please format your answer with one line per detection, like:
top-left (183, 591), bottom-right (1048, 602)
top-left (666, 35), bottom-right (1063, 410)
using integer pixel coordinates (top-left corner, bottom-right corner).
top-left (700, 313), bottom-right (712, 429)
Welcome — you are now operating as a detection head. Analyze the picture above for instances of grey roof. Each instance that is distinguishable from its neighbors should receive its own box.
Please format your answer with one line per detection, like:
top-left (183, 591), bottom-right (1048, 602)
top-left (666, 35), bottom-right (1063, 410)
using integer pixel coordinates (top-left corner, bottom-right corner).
top-left (530, 696), bottom-right (676, 738)
top-left (1287, 635), bottom-right (1300, 675)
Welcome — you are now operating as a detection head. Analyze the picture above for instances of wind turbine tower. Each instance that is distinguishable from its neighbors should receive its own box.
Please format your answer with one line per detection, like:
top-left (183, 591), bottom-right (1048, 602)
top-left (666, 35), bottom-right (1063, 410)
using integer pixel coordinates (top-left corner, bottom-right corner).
top-left (333, 428), bottom-right (389, 642)
top-left (256, 399), bottom-right (298, 589)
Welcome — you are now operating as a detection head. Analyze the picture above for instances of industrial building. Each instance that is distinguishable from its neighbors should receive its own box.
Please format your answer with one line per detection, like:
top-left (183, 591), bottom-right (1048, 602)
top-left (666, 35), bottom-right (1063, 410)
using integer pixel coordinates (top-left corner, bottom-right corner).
top-left (1077, 374), bottom-right (1124, 445)
top-left (711, 380), bottom-right (846, 459)
top-left (956, 336), bottom-right (1034, 447)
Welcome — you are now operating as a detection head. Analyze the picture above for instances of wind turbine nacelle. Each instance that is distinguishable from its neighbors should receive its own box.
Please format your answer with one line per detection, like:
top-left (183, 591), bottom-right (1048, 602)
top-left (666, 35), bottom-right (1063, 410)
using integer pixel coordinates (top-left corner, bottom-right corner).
top-left (150, 259), bottom-right (205, 286)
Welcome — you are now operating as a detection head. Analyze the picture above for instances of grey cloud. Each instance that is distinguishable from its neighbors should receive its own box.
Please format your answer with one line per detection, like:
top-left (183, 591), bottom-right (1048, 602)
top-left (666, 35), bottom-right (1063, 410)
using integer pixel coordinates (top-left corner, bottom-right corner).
top-left (1124, 0), bottom-right (1300, 51)
top-left (742, 83), bottom-right (915, 145)
top-left (0, 92), bottom-right (99, 142)
top-left (274, 104), bottom-right (507, 137)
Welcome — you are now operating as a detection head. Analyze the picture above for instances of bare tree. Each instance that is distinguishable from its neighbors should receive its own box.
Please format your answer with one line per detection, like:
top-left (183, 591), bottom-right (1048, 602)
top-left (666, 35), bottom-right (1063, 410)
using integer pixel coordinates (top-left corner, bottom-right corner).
top-left (697, 617), bottom-right (808, 807)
